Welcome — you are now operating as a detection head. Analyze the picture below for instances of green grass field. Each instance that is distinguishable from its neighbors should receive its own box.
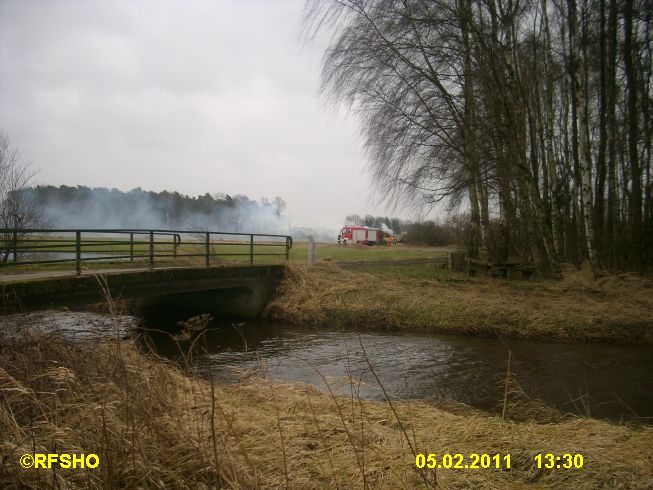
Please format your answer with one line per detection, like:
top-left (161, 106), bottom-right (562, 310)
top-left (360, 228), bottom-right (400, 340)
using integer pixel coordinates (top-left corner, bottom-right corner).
top-left (289, 242), bottom-right (447, 262)
top-left (1, 236), bottom-right (450, 274)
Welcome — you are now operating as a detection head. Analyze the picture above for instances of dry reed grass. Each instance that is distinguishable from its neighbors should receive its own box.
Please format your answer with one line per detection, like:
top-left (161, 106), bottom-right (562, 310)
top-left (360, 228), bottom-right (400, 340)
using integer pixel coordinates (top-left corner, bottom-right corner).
top-left (264, 263), bottom-right (653, 343)
top-left (1, 316), bottom-right (651, 489)
top-left (561, 263), bottom-right (653, 297)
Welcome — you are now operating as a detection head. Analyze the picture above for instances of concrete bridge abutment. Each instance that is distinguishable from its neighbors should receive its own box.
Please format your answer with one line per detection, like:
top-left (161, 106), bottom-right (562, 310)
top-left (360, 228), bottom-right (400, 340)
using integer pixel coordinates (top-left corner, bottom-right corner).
top-left (1, 265), bottom-right (285, 318)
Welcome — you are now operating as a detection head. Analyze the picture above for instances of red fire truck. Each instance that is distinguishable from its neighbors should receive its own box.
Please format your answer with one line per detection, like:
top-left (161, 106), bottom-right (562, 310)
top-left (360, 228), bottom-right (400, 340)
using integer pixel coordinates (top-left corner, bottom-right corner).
top-left (337, 226), bottom-right (382, 245)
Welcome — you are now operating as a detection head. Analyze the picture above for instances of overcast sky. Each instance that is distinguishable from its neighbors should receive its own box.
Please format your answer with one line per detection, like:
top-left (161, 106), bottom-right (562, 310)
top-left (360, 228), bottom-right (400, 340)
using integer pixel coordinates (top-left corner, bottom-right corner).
top-left (0, 0), bottom-right (417, 230)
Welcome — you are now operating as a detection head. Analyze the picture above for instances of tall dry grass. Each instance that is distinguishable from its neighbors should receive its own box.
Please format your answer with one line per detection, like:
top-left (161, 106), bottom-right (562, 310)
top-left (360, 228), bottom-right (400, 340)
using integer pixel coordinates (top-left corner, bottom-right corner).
top-left (264, 263), bottom-right (653, 343)
top-left (0, 312), bottom-right (651, 489)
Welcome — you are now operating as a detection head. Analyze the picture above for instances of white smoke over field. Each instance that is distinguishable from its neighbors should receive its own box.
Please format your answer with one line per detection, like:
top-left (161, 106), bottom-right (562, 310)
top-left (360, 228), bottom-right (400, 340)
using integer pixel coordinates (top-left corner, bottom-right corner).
top-left (290, 226), bottom-right (338, 243)
top-left (24, 185), bottom-right (341, 242)
top-left (26, 186), bottom-right (290, 235)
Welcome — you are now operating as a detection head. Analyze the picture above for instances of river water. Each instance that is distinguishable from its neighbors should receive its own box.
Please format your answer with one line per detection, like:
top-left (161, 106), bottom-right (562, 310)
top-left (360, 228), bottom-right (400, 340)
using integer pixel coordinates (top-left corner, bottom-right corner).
top-left (142, 318), bottom-right (653, 422)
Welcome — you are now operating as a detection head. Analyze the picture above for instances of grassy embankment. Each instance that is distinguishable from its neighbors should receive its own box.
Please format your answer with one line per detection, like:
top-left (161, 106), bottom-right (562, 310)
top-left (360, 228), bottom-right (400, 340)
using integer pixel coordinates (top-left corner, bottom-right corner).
top-left (2, 321), bottom-right (651, 489)
top-left (265, 248), bottom-right (653, 344)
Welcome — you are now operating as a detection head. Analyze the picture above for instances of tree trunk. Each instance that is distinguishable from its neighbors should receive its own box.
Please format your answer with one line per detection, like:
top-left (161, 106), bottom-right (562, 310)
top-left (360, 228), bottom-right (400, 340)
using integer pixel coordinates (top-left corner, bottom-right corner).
top-left (595, 0), bottom-right (607, 263)
top-left (623, 0), bottom-right (642, 268)
top-left (568, 0), bottom-right (595, 265)
top-left (606, 0), bottom-right (619, 267)
top-left (460, 0), bottom-right (483, 259)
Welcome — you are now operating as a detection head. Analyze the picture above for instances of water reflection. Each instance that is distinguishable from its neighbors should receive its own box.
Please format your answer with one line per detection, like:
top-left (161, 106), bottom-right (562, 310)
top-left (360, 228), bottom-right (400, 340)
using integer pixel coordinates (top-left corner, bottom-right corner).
top-left (143, 319), bottom-right (653, 421)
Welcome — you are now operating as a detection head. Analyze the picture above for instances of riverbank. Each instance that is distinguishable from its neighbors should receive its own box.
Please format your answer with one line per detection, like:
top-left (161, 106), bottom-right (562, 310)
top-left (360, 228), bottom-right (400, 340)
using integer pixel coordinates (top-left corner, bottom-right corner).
top-left (1, 325), bottom-right (651, 489)
top-left (264, 262), bottom-right (653, 344)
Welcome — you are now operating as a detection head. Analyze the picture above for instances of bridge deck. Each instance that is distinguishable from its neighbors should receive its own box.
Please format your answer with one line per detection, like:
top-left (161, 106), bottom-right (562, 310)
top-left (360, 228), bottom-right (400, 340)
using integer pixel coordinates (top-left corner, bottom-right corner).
top-left (1, 264), bottom-right (286, 316)
top-left (0, 266), bottom-right (215, 283)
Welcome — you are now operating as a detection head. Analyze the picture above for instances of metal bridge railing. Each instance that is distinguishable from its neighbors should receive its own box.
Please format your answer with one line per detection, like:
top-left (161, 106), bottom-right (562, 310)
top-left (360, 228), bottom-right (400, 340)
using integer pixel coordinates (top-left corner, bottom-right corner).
top-left (0, 228), bottom-right (293, 275)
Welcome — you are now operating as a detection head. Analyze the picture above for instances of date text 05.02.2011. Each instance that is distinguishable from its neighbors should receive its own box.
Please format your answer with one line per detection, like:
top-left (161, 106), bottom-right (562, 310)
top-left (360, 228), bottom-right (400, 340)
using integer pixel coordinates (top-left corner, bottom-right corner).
top-left (415, 454), bottom-right (510, 470)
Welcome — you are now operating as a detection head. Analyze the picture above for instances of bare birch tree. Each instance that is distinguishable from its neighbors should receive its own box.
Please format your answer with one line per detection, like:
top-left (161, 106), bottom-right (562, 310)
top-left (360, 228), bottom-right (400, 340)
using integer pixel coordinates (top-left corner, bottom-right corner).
top-left (0, 132), bottom-right (42, 263)
top-left (305, 0), bottom-right (652, 272)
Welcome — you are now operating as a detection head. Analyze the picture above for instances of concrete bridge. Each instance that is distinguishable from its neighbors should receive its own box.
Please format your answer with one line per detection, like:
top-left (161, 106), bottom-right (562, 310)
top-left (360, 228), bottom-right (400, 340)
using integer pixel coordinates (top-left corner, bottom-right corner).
top-left (0, 265), bottom-right (285, 317)
top-left (1, 228), bottom-right (292, 317)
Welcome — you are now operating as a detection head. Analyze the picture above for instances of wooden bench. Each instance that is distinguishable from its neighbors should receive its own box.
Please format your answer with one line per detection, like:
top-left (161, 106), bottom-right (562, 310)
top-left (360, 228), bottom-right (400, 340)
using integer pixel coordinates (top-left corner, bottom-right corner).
top-left (467, 259), bottom-right (536, 280)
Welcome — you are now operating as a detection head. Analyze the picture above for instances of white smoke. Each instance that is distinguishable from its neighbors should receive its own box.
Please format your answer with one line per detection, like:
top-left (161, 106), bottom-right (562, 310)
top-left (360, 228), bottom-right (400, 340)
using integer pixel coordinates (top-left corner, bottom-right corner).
top-left (380, 223), bottom-right (394, 235)
top-left (27, 186), bottom-right (290, 235)
top-left (25, 186), bottom-right (343, 242)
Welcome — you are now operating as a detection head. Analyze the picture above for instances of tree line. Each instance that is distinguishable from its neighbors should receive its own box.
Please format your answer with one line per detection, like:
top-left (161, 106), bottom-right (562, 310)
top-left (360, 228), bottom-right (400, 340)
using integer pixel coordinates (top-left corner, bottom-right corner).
top-left (22, 185), bottom-right (288, 234)
top-left (307, 0), bottom-right (651, 271)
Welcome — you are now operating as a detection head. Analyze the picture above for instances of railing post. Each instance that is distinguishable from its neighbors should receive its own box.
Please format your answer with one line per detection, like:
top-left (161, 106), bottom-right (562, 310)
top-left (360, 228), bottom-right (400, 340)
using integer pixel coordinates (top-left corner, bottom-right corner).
top-left (285, 237), bottom-right (290, 261)
top-left (308, 236), bottom-right (316, 266)
top-left (249, 234), bottom-right (254, 267)
top-left (75, 231), bottom-right (81, 275)
top-left (205, 232), bottom-right (210, 267)
top-left (149, 231), bottom-right (154, 270)
top-left (130, 232), bottom-right (134, 262)
top-left (12, 230), bottom-right (17, 263)
top-left (173, 234), bottom-right (180, 259)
